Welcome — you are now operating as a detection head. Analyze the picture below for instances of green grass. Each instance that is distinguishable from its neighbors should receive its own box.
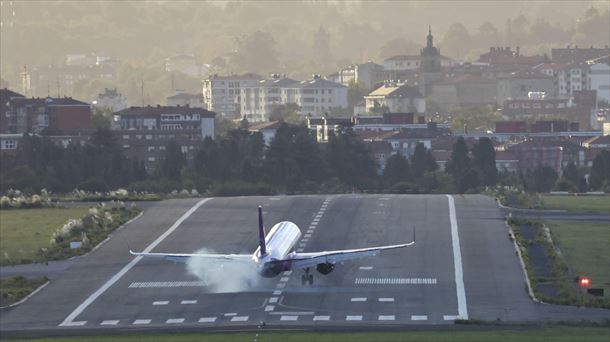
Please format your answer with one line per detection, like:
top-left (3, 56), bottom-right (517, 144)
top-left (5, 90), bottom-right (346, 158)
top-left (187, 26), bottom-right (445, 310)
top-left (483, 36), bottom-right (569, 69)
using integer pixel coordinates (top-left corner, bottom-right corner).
top-left (0, 276), bottom-right (47, 307)
top-left (547, 220), bottom-right (610, 299)
top-left (541, 195), bottom-right (610, 213)
top-left (3, 327), bottom-right (610, 342)
top-left (0, 207), bottom-right (89, 264)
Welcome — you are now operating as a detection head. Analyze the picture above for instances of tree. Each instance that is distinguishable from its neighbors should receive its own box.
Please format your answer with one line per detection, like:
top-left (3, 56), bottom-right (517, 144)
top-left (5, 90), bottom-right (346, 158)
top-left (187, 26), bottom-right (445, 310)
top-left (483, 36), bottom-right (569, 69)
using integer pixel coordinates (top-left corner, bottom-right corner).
top-left (159, 140), bottom-right (185, 182)
top-left (347, 81), bottom-right (368, 112)
top-left (446, 137), bottom-right (479, 193)
top-left (441, 23), bottom-right (471, 58)
top-left (269, 103), bottom-right (301, 124)
top-left (472, 137), bottom-right (497, 186)
top-left (562, 162), bottom-right (579, 186)
top-left (313, 26), bottom-right (333, 66)
top-left (526, 165), bottom-right (558, 193)
top-left (589, 150), bottom-right (610, 190)
top-left (383, 153), bottom-right (411, 188)
top-left (411, 143), bottom-right (428, 179)
top-left (378, 37), bottom-right (419, 60)
top-left (232, 31), bottom-right (279, 74)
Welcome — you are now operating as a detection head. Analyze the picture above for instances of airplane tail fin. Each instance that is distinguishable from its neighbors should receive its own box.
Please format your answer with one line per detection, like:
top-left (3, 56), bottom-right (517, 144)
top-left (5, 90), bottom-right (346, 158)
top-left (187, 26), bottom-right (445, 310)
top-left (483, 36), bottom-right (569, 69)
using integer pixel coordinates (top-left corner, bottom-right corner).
top-left (258, 206), bottom-right (267, 256)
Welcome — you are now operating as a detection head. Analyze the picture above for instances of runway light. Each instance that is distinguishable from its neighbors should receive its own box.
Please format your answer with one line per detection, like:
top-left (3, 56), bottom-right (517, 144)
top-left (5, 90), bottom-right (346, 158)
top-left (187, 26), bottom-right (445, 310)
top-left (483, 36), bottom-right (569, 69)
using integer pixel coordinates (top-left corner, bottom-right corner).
top-left (579, 277), bottom-right (591, 287)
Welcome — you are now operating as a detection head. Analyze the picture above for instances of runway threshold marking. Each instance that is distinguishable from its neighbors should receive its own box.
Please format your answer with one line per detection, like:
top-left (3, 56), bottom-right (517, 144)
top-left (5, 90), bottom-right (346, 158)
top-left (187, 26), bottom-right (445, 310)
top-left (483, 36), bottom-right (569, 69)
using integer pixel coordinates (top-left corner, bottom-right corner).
top-left (166, 318), bottom-right (184, 324)
top-left (133, 319), bottom-right (151, 325)
top-left (447, 195), bottom-right (469, 320)
top-left (354, 278), bottom-right (437, 285)
top-left (199, 317), bottom-right (217, 323)
top-left (58, 198), bottom-right (213, 327)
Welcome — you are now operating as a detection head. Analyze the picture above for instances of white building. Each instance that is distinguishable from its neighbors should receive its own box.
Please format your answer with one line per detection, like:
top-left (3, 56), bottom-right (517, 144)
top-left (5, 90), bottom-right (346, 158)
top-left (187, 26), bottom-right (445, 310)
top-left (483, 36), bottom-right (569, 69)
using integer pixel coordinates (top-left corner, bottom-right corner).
top-left (364, 82), bottom-right (425, 114)
top-left (202, 73), bottom-right (262, 118)
top-left (289, 76), bottom-right (348, 116)
top-left (383, 55), bottom-right (421, 71)
top-left (588, 62), bottom-right (610, 103)
top-left (93, 88), bottom-right (127, 112)
top-left (241, 75), bottom-right (299, 122)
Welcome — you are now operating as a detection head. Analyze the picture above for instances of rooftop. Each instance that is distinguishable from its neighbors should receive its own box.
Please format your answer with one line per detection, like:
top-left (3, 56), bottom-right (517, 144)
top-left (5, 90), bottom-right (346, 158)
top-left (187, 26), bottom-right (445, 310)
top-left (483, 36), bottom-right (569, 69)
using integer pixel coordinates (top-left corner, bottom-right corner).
top-left (367, 84), bottom-right (423, 98)
top-left (115, 105), bottom-right (215, 117)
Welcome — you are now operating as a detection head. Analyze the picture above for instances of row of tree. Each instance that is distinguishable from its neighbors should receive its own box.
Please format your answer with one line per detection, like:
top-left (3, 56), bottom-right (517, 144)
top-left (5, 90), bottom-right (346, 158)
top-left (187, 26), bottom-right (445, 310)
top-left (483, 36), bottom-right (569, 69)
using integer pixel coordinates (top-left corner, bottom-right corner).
top-left (2, 124), bottom-right (608, 195)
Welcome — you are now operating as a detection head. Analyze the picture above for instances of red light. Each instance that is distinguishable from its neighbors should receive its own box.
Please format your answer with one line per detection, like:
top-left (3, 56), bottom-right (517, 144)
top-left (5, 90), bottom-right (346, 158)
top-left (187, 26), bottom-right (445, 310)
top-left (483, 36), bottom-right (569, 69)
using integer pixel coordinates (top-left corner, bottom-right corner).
top-left (580, 277), bottom-right (591, 287)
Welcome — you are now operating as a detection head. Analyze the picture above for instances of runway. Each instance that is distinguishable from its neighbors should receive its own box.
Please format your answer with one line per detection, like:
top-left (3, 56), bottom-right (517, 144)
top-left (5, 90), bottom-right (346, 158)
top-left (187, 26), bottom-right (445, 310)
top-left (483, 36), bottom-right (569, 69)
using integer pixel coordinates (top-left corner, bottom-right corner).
top-left (1, 195), bottom-right (608, 335)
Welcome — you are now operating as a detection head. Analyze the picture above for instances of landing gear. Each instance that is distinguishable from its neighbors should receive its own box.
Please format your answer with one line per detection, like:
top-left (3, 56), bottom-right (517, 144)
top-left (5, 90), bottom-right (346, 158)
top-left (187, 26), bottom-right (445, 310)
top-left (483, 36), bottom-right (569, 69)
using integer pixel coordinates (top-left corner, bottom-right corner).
top-left (301, 267), bottom-right (314, 285)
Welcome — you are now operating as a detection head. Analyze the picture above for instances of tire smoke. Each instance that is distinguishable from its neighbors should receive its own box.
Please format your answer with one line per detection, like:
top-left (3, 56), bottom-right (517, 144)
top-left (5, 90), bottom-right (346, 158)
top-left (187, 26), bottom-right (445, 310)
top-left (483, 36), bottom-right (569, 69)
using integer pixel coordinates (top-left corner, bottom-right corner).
top-left (185, 248), bottom-right (260, 293)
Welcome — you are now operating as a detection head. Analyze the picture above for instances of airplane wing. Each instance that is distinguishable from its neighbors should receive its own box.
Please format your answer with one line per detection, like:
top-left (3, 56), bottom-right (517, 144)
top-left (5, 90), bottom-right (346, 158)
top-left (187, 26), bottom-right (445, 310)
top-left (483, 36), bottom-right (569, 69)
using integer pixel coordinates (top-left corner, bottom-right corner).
top-left (129, 250), bottom-right (252, 264)
top-left (283, 241), bottom-right (414, 270)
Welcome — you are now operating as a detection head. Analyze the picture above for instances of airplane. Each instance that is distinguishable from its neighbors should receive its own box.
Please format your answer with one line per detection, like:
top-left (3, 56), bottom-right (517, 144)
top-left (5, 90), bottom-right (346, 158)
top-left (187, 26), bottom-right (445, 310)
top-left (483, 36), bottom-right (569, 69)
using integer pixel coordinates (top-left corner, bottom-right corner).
top-left (130, 206), bottom-right (415, 285)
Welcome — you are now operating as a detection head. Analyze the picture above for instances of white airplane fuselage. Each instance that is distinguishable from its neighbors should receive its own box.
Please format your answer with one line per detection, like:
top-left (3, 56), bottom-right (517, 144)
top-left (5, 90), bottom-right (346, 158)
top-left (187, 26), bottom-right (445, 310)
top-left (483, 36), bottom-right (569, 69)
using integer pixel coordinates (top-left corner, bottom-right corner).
top-left (252, 221), bottom-right (301, 277)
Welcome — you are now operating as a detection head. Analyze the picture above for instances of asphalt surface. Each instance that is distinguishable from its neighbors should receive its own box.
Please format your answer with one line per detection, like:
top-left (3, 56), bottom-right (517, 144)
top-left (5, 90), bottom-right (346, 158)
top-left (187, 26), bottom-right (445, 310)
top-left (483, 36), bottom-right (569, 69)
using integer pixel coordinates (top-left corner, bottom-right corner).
top-left (1, 195), bottom-right (608, 336)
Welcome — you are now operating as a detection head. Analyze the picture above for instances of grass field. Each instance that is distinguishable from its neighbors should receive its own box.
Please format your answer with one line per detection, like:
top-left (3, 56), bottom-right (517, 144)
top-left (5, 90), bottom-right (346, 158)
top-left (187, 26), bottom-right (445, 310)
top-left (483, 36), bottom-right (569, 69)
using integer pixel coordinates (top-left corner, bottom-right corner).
top-left (541, 195), bottom-right (610, 213)
top-left (0, 276), bottom-right (47, 307)
top-left (3, 327), bottom-right (610, 342)
top-left (0, 207), bottom-right (89, 265)
top-left (547, 220), bottom-right (610, 298)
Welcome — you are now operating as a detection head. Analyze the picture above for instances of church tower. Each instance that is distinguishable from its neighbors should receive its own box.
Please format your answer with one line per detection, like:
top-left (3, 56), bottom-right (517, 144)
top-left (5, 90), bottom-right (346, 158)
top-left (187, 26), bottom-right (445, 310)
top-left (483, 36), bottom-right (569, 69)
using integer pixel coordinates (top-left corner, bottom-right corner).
top-left (421, 26), bottom-right (441, 73)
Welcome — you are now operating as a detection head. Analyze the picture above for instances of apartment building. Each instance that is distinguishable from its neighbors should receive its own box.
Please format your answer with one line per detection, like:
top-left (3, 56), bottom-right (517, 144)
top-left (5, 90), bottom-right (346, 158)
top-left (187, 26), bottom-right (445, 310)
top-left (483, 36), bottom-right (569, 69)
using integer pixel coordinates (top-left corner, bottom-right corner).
top-left (202, 73), bottom-right (262, 118)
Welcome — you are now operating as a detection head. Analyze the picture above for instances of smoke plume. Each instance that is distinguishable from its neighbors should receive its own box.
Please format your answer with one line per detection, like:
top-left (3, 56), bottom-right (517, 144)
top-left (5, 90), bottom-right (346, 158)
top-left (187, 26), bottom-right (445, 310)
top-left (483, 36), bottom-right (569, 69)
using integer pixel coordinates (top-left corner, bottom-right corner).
top-left (186, 248), bottom-right (260, 293)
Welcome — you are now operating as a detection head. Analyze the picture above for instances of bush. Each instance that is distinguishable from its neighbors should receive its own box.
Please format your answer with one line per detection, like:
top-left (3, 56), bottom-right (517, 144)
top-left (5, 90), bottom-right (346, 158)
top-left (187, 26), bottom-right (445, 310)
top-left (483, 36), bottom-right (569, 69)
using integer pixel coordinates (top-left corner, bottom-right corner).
top-left (211, 181), bottom-right (274, 196)
top-left (78, 178), bottom-right (109, 192)
top-left (386, 182), bottom-right (421, 194)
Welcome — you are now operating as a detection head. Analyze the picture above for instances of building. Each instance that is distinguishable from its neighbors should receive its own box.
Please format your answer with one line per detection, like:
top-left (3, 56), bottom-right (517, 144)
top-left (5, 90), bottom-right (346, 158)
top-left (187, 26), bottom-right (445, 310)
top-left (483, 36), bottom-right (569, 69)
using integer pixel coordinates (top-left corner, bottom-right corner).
top-left (93, 88), bottom-right (127, 112)
top-left (496, 70), bottom-right (555, 106)
top-left (588, 60), bottom-right (610, 103)
top-left (166, 91), bottom-right (204, 108)
top-left (306, 116), bottom-right (352, 143)
top-left (551, 46), bottom-right (610, 64)
top-left (30, 64), bottom-right (115, 98)
top-left (419, 26), bottom-right (444, 95)
top-left (364, 83), bottom-right (425, 114)
top-left (202, 73), bottom-right (262, 118)
top-left (5, 96), bottom-right (92, 135)
top-left (287, 76), bottom-right (348, 116)
top-left (112, 106), bottom-right (215, 173)
top-left (247, 120), bottom-right (282, 146)
top-left (240, 75), bottom-right (300, 122)
top-left (383, 55), bottom-right (421, 71)
top-left (429, 74), bottom-right (496, 109)
top-left (0, 88), bottom-right (25, 133)
top-left (478, 47), bottom-right (546, 68)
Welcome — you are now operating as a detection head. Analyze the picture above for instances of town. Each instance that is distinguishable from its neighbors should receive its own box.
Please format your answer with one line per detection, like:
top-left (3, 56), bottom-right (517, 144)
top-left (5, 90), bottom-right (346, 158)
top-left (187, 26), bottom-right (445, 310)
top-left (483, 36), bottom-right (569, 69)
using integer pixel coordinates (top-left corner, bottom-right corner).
top-left (2, 24), bottom-right (609, 195)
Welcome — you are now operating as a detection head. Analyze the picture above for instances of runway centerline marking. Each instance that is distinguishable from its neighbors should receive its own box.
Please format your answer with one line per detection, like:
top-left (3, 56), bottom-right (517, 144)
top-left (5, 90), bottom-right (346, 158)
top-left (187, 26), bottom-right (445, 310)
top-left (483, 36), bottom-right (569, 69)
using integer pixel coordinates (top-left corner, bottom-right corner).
top-left (359, 266), bottom-right (373, 270)
top-left (166, 318), bottom-right (184, 324)
top-left (180, 300), bottom-right (197, 305)
top-left (59, 198), bottom-right (213, 327)
top-left (100, 320), bottom-right (119, 326)
top-left (378, 297), bottom-right (394, 302)
top-left (280, 315), bottom-right (298, 321)
top-left (447, 194), bottom-right (469, 320)
top-left (231, 316), bottom-right (249, 322)
top-left (411, 315), bottom-right (428, 321)
top-left (133, 319), bottom-right (151, 325)
top-left (313, 315), bottom-right (330, 321)
top-left (378, 315), bottom-right (395, 321)
top-left (152, 301), bottom-right (169, 305)
top-left (350, 297), bottom-right (367, 302)
top-left (346, 315), bottom-right (363, 321)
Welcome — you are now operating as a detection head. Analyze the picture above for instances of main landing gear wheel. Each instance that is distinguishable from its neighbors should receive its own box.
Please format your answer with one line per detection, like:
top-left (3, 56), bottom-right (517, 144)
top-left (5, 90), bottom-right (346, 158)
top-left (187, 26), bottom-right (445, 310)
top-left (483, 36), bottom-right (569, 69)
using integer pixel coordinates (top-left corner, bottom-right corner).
top-left (302, 267), bottom-right (314, 286)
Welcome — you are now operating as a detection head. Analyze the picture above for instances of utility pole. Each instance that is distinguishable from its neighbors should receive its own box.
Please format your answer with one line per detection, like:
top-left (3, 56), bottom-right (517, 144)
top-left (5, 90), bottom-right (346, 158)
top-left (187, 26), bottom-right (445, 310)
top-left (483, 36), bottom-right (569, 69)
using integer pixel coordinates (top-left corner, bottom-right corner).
top-left (141, 79), bottom-right (144, 106)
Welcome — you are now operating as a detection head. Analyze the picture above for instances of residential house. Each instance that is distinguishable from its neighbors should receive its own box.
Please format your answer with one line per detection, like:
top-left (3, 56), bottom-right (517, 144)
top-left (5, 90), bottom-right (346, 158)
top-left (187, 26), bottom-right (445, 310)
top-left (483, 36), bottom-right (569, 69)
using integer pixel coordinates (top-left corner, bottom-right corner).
top-left (5, 96), bottom-right (92, 135)
top-left (0, 88), bottom-right (25, 133)
top-left (240, 75), bottom-right (300, 122)
top-left (112, 106), bottom-right (215, 173)
top-left (429, 74), bottom-right (496, 109)
top-left (364, 83), bottom-right (425, 114)
top-left (551, 46), bottom-right (610, 64)
top-left (496, 70), bottom-right (555, 106)
top-left (248, 120), bottom-right (282, 146)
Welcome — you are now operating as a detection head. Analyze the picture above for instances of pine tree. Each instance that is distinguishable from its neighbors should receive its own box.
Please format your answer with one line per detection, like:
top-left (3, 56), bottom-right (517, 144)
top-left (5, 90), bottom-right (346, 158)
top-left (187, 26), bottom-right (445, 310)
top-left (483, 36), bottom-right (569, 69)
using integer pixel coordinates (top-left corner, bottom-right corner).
top-left (473, 137), bottom-right (497, 186)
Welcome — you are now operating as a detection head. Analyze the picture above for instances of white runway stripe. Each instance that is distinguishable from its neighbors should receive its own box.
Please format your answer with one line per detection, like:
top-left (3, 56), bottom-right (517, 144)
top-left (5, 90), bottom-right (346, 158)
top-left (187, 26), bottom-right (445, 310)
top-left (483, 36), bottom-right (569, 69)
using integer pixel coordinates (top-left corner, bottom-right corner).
top-left (378, 315), bottom-right (395, 321)
top-left (61, 321), bottom-right (86, 326)
top-left (280, 315), bottom-right (298, 321)
top-left (354, 278), bottom-right (437, 285)
top-left (265, 305), bottom-right (275, 311)
top-left (100, 320), bottom-right (119, 326)
top-left (268, 297), bottom-right (279, 304)
top-left (378, 298), bottom-right (394, 302)
top-left (313, 315), bottom-right (330, 321)
top-left (444, 315), bottom-right (460, 321)
top-left (198, 317), bottom-right (217, 323)
top-left (152, 301), bottom-right (169, 305)
top-left (180, 300), bottom-right (197, 304)
top-left (166, 318), bottom-right (184, 324)
top-left (130, 281), bottom-right (208, 288)
top-left (231, 316), bottom-right (249, 322)
top-left (411, 315), bottom-right (428, 321)
top-left (346, 315), bottom-right (363, 321)
top-left (224, 313), bottom-right (237, 316)
top-left (359, 266), bottom-right (373, 270)
top-left (350, 297), bottom-right (367, 302)
top-left (133, 319), bottom-right (151, 325)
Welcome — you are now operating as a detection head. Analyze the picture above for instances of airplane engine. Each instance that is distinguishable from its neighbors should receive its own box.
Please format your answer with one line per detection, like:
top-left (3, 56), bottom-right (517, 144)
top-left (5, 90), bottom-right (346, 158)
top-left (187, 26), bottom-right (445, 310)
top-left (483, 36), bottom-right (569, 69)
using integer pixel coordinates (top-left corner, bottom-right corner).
top-left (316, 262), bottom-right (335, 275)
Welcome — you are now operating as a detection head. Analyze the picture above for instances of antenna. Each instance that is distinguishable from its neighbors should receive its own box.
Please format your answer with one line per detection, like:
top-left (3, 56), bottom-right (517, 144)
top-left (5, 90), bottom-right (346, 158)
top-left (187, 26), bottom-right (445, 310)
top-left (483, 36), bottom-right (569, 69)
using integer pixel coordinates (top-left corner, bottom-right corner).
top-left (141, 79), bottom-right (144, 106)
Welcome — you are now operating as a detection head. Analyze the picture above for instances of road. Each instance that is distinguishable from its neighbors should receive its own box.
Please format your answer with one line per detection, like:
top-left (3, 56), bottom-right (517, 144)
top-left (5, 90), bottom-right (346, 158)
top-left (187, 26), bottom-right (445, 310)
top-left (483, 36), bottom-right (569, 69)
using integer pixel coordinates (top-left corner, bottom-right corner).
top-left (1, 195), bottom-right (608, 337)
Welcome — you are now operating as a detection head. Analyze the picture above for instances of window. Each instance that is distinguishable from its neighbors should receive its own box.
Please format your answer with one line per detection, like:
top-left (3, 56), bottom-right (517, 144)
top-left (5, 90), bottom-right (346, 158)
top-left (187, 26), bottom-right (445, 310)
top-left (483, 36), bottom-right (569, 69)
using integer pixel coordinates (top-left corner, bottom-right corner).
top-left (159, 146), bottom-right (166, 151)
top-left (146, 135), bottom-right (153, 140)
top-left (1, 139), bottom-right (17, 149)
top-left (148, 146), bottom-right (155, 152)
top-left (122, 135), bottom-right (130, 139)
top-left (181, 146), bottom-right (188, 153)
top-left (148, 157), bottom-right (156, 162)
